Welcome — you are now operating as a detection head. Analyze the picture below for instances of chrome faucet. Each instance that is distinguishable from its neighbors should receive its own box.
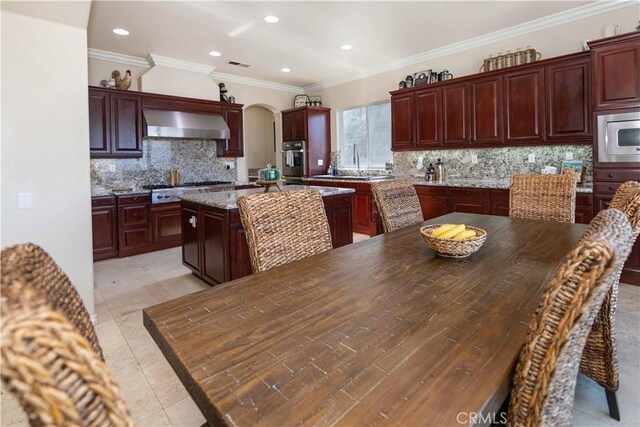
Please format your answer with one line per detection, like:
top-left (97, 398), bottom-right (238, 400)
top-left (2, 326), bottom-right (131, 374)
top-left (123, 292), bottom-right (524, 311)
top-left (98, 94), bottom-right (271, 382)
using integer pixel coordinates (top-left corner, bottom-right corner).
top-left (353, 143), bottom-right (360, 173)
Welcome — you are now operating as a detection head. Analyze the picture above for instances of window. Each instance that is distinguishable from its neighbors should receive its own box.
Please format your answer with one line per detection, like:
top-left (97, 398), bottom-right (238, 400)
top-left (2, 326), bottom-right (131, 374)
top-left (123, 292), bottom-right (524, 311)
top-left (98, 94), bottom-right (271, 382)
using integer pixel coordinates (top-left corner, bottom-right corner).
top-left (339, 101), bottom-right (391, 169)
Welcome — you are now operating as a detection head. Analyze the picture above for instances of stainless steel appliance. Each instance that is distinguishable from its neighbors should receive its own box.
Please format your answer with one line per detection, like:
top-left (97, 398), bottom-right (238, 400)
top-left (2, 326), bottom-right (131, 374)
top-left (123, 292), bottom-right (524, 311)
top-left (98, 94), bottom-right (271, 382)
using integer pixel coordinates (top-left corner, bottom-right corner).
top-left (142, 110), bottom-right (230, 140)
top-left (282, 141), bottom-right (306, 185)
top-left (143, 181), bottom-right (234, 204)
top-left (597, 111), bottom-right (640, 163)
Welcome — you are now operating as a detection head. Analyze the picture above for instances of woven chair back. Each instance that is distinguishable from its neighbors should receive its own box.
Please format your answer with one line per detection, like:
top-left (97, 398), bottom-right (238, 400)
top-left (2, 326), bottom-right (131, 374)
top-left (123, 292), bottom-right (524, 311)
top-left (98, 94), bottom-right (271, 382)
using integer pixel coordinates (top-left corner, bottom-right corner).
top-left (371, 178), bottom-right (423, 233)
top-left (237, 190), bottom-right (333, 273)
top-left (509, 174), bottom-right (576, 223)
top-left (508, 209), bottom-right (634, 426)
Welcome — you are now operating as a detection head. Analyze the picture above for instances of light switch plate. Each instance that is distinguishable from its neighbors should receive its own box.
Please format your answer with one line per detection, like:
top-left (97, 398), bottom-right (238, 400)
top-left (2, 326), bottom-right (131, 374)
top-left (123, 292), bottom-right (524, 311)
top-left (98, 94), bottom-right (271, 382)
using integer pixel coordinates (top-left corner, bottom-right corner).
top-left (18, 193), bottom-right (32, 210)
top-left (471, 154), bottom-right (478, 164)
top-left (108, 164), bottom-right (116, 172)
top-left (565, 151), bottom-right (573, 160)
top-left (528, 153), bottom-right (536, 163)
top-left (318, 159), bottom-right (323, 166)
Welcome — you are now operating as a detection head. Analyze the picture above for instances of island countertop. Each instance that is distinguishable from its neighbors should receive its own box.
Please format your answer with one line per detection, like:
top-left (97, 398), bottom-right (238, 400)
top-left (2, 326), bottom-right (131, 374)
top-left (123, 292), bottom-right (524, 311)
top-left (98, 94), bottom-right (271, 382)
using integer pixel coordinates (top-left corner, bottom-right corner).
top-left (180, 185), bottom-right (355, 209)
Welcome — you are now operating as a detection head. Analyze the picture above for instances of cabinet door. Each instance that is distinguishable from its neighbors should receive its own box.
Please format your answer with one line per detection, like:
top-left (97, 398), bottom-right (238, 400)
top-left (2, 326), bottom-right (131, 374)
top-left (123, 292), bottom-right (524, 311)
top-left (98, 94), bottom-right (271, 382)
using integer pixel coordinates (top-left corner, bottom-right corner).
top-left (89, 89), bottom-right (111, 156)
top-left (118, 204), bottom-right (149, 227)
top-left (471, 76), bottom-right (503, 144)
top-left (353, 190), bottom-right (373, 234)
top-left (151, 204), bottom-right (182, 246)
top-left (282, 112), bottom-right (293, 142)
top-left (201, 209), bottom-right (227, 284)
top-left (229, 223), bottom-right (252, 280)
top-left (414, 88), bottom-right (441, 148)
top-left (592, 42), bottom-right (640, 109)
top-left (418, 197), bottom-right (449, 220)
top-left (442, 83), bottom-right (470, 146)
top-left (391, 94), bottom-right (414, 150)
top-left (504, 69), bottom-right (545, 143)
top-left (449, 188), bottom-right (491, 215)
top-left (92, 206), bottom-right (118, 260)
top-left (546, 59), bottom-right (591, 141)
top-left (118, 226), bottom-right (151, 251)
top-left (217, 107), bottom-right (244, 157)
top-left (110, 93), bottom-right (143, 157)
top-left (181, 205), bottom-right (200, 272)
top-left (291, 111), bottom-right (307, 140)
top-left (490, 189), bottom-right (510, 217)
top-left (324, 195), bottom-right (354, 248)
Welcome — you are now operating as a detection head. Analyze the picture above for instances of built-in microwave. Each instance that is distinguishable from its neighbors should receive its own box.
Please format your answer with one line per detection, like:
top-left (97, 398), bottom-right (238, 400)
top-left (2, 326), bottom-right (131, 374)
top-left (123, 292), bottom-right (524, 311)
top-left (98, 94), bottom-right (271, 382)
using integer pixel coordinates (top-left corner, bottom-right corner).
top-left (597, 111), bottom-right (640, 163)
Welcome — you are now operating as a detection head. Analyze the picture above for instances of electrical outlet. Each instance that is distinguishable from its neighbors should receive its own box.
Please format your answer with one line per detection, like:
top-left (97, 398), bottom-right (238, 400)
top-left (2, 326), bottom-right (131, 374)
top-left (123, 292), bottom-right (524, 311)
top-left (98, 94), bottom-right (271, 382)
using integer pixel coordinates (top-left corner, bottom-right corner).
top-left (18, 193), bottom-right (32, 210)
top-left (565, 151), bottom-right (573, 160)
top-left (318, 159), bottom-right (323, 166)
top-left (224, 162), bottom-right (235, 170)
top-left (471, 154), bottom-right (478, 164)
top-left (528, 153), bottom-right (536, 163)
top-left (108, 164), bottom-right (116, 172)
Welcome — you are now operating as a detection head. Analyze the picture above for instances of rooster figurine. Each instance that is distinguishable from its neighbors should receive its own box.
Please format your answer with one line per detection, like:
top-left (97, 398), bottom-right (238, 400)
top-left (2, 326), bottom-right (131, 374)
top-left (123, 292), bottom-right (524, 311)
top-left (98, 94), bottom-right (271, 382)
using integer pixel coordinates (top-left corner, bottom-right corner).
top-left (111, 70), bottom-right (132, 91)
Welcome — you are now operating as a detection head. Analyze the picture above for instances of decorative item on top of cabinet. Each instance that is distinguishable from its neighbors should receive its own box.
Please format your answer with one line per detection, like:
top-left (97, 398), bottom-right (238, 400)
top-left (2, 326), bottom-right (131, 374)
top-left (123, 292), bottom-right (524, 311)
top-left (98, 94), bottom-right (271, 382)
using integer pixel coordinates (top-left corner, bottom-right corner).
top-left (112, 70), bottom-right (132, 91)
top-left (480, 46), bottom-right (541, 72)
top-left (294, 94), bottom-right (310, 108)
top-left (218, 82), bottom-right (229, 102)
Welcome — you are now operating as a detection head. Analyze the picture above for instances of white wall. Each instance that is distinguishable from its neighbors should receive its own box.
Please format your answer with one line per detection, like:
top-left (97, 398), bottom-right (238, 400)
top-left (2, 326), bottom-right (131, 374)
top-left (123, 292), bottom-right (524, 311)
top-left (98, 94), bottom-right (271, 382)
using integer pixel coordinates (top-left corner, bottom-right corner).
top-left (1, 9), bottom-right (94, 313)
top-left (310, 5), bottom-right (640, 152)
top-left (244, 106), bottom-right (276, 171)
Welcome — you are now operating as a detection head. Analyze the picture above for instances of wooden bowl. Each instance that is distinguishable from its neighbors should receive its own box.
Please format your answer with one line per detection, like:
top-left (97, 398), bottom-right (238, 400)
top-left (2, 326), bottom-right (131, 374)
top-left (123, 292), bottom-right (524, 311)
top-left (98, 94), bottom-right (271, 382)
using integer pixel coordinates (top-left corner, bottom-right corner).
top-left (420, 224), bottom-right (487, 258)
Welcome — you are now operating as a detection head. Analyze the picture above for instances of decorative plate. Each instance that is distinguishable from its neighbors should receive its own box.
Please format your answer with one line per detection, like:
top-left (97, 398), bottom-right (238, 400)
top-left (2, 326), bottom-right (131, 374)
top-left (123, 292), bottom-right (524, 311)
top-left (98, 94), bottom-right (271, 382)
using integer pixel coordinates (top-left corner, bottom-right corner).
top-left (294, 95), bottom-right (310, 108)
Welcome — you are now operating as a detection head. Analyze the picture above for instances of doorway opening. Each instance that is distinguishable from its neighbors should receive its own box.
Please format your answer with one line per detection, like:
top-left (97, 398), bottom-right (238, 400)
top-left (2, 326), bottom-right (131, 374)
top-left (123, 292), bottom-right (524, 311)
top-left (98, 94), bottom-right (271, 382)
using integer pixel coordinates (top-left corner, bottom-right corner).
top-left (244, 105), bottom-right (276, 179)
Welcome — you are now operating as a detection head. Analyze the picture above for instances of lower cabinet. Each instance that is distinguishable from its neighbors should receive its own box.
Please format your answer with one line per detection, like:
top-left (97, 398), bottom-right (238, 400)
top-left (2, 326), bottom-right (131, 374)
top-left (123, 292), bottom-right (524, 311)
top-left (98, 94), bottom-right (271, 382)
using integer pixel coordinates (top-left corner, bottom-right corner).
top-left (415, 186), bottom-right (448, 220)
top-left (448, 188), bottom-right (491, 215)
top-left (181, 193), bottom-right (354, 285)
top-left (151, 203), bottom-right (182, 250)
top-left (92, 196), bottom-right (118, 261)
top-left (490, 189), bottom-right (510, 217)
top-left (117, 194), bottom-right (152, 257)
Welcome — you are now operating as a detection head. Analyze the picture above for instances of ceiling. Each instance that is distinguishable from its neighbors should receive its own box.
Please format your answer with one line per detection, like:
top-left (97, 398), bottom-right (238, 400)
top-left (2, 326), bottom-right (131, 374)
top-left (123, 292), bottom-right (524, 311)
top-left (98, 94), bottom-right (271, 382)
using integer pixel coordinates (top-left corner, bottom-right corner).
top-left (88, 1), bottom-right (594, 88)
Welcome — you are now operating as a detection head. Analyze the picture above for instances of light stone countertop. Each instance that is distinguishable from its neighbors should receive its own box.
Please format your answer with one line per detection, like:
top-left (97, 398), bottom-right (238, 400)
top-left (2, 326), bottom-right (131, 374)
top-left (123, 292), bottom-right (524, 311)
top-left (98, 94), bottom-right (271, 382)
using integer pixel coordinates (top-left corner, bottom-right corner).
top-left (91, 186), bottom-right (151, 197)
top-left (180, 185), bottom-right (355, 210)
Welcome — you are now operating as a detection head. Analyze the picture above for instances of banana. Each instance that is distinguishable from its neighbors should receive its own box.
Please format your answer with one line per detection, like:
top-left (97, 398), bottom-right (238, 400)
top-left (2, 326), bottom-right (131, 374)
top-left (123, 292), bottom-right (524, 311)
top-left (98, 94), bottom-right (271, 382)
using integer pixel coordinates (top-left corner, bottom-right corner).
top-left (439, 224), bottom-right (466, 239)
top-left (432, 224), bottom-right (456, 237)
top-left (453, 229), bottom-right (477, 240)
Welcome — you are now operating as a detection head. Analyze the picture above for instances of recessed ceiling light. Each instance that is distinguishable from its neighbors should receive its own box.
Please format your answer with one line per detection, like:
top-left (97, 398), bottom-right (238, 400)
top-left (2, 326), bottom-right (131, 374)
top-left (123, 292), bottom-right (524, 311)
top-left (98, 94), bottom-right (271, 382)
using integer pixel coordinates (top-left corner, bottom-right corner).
top-left (340, 44), bottom-right (352, 50)
top-left (112, 28), bottom-right (129, 36)
top-left (281, 67), bottom-right (291, 73)
top-left (209, 51), bottom-right (222, 57)
top-left (264, 15), bottom-right (279, 23)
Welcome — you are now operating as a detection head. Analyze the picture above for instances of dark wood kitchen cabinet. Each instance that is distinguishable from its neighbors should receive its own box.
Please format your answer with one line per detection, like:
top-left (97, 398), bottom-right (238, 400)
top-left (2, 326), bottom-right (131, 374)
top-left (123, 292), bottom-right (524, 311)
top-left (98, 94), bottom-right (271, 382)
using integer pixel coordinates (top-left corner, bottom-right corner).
top-left (181, 204), bottom-right (200, 272)
top-left (323, 194), bottom-right (354, 248)
top-left (216, 106), bottom-right (244, 157)
top-left (448, 187), bottom-right (491, 215)
top-left (280, 106), bottom-right (331, 177)
top-left (471, 76), bottom-right (503, 144)
top-left (151, 203), bottom-right (182, 250)
top-left (117, 194), bottom-right (152, 257)
top-left (92, 196), bottom-right (118, 261)
top-left (391, 94), bottom-right (414, 150)
top-left (415, 186), bottom-right (449, 220)
top-left (282, 109), bottom-right (306, 142)
top-left (442, 83), bottom-right (470, 145)
top-left (88, 91), bottom-right (111, 155)
top-left (589, 32), bottom-right (640, 111)
top-left (414, 88), bottom-right (442, 148)
top-left (503, 68), bottom-right (545, 143)
top-left (545, 57), bottom-right (591, 141)
top-left (490, 189), bottom-right (510, 217)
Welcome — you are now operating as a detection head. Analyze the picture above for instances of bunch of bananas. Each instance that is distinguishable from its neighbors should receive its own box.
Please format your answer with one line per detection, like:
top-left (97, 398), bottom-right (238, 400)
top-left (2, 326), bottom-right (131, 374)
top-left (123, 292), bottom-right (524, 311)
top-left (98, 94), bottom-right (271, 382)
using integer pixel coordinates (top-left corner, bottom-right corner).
top-left (431, 224), bottom-right (477, 240)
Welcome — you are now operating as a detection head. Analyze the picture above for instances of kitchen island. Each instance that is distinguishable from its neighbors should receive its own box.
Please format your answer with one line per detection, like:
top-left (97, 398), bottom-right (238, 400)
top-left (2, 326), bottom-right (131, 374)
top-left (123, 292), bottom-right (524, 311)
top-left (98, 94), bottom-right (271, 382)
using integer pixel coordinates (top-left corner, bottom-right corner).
top-left (180, 185), bottom-right (355, 285)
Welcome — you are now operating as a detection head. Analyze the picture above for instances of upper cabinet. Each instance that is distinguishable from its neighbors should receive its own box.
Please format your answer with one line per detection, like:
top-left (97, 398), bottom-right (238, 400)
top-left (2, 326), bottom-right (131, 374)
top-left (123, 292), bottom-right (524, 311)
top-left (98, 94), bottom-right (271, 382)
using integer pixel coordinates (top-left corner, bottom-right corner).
top-left (589, 32), bottom-right (640, 111)
top-left (280, 106), bottom-right (331, 176)
top-left (89, 87), bottom-right (244, 158)
top-left (281, 109), bottom-right (307, 142)
top-left (390, 51), bottom-right (592, 151)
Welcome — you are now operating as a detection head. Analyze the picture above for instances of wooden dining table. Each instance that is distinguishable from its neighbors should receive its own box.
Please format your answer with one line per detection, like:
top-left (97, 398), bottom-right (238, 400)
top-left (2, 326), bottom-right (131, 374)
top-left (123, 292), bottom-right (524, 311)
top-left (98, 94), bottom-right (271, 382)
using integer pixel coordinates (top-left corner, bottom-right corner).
top-left (143, 212), bottom-right (586, 426)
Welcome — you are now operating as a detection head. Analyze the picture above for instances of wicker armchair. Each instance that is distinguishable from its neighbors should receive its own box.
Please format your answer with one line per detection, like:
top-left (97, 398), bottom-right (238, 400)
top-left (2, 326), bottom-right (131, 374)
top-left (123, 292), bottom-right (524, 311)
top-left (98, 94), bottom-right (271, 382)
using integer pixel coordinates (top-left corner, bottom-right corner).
top-left (1, 280), bottom-right (134, 427)
top-left (1, 243), bottom-right (103, 360)
top-left (508, 209), bottom-right (634, 427)
top-left (237, 190), bottom-right (333, 273)
top-left (579, 181), bottom-right (640, 420)
top-left (371, 178), bottom-right (423, 233)
top-left (509, 174), bottom-right (577, 223)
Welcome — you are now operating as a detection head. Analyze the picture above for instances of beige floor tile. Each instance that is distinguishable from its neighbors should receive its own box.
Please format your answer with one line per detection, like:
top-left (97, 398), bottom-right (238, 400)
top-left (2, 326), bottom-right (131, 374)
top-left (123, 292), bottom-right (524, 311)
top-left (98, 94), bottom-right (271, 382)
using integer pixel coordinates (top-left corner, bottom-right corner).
top-left (114, 368), bottom-right (163, 423)
top-left (158, 273), bottom-right (211, 298)
top-left (142, 357), bottom-right (189, 408)
top-left (164, 396), bottom-right (206, 427)
top-left (352, 232), bottom-right (371, 244)
top-left (116, 310), bottom-right (166, 369)
top-left (138, 410), bottom-right (173, 427)
top-left (105, 283), bottom-right (175, 320)
top-left (95, 320), bottom-right (140, 378)
top-left (0, 386), bottom-right (27, 426)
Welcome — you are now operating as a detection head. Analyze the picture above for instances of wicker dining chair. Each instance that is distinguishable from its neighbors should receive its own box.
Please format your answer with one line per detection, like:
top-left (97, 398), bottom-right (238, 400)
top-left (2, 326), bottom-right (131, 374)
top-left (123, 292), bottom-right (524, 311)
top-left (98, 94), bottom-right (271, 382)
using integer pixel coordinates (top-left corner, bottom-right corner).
top-left (1, 243), bottom-right (103, 360)
top-left (237, 189), bottom-right (333, 273)
top-left (579, 181), bottom-right (640, 420)
top-left (508, 209), bottom-right (634, 427)
top-left (371, 178), bottom-right (423, 233)
top-left (509, 174), bottom-right (577, 223)
top-left (1, 280), bottom-right (134, 427)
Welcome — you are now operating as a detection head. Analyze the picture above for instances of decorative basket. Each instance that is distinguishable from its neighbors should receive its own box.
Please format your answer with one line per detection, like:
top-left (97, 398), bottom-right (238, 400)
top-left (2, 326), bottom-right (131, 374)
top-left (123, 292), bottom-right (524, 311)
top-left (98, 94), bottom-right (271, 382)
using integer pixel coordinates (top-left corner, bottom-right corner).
top-left (420, 224), bottom-right (487, 258)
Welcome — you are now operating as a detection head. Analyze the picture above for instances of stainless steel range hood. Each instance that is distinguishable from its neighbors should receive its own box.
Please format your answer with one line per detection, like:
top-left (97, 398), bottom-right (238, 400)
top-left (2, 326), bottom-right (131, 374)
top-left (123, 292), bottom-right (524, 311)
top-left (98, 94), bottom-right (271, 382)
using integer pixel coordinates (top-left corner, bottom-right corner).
top-left (143, 109), bottom-right (230, 140)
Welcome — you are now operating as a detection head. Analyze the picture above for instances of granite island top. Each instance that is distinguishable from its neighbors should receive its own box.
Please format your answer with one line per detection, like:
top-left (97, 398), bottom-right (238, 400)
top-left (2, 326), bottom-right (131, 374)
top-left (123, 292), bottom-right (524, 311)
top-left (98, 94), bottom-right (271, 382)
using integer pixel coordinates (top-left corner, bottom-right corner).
top-left (180, 185), bottom-right (355, 210)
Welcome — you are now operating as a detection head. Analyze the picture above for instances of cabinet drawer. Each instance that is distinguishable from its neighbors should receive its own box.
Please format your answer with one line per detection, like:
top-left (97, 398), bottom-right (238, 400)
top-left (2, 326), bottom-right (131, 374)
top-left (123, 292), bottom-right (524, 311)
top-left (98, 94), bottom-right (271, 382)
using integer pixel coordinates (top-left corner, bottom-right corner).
top-left (594, 182), bottom-right (625, 195)
top-left (414, 185), bottom-right (448, 197)
top-left (594, 169), bottom-right (640, 182)
top-left (117, 194), bottom-right (150, 205)
top-left (448, 187), bottom-right (491, 199)
top-left (92, 196), bottom-right (116, 207)
top-left (323, 194), bottom-right (353, 209)
top-left (119, 226), bottom-right (151, 250)
top-left (576, 192), bottom-right (593, 207)
top-left (119, 204), bottom-right (149, 226)
top-left (490, 189), bottom-right (510, 202)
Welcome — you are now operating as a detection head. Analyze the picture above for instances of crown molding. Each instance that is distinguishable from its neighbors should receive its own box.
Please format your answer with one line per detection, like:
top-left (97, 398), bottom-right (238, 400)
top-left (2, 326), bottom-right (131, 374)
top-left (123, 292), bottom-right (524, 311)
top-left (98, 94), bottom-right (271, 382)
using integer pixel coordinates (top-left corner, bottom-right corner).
top-left (87, 48), bottom-right (150, 68)
top-left (209, 71), bottom-right (304, 94)
top-left (303, 0), bottom-right (638, 93)
top-left (147, 54), bottom-right (216, 74)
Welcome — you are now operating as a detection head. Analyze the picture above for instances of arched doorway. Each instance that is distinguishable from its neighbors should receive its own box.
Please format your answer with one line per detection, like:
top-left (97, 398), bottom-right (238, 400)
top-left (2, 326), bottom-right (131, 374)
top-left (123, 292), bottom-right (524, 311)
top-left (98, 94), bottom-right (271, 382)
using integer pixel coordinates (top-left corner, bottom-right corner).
top-left (244, 105), bottom-right (276, 179)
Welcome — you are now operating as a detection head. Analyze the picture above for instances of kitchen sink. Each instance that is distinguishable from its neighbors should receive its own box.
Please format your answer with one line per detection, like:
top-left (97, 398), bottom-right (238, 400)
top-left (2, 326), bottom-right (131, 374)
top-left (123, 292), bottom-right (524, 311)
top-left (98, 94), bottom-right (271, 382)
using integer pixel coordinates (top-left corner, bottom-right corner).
top-left (311, 175), bottom-right (395, 181)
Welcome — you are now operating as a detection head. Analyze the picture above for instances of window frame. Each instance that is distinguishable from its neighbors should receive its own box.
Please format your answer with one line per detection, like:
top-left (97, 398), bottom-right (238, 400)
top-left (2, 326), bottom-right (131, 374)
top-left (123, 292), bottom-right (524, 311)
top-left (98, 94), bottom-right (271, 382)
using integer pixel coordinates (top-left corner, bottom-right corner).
top-left (338, 100), bottom-right (391, 169)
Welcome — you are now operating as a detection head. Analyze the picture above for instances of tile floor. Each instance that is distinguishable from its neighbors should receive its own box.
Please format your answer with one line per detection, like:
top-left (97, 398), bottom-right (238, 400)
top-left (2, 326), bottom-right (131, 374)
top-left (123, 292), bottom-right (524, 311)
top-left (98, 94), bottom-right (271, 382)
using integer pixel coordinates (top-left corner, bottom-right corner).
top-left (2, 240), bottom-right (639, 426)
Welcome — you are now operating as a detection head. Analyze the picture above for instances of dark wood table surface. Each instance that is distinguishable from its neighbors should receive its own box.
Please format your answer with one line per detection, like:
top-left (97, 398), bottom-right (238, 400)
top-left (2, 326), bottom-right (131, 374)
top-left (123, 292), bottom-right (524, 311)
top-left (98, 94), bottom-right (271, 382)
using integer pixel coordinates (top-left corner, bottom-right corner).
top-left (143, 213), bottom-right (586, 426)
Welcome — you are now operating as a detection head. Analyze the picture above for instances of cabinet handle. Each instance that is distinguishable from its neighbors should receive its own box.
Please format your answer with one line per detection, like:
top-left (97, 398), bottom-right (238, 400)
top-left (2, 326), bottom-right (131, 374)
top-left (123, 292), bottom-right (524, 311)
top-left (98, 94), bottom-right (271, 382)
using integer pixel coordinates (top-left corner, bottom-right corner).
top-left (189, 215), bottom-right (197, 228)
top-left (609, 186), bottom-right (615, 191)
top-left (608, 173), bottom-right (614, 178)
top-left (132, 197), bottom-right (138, 201)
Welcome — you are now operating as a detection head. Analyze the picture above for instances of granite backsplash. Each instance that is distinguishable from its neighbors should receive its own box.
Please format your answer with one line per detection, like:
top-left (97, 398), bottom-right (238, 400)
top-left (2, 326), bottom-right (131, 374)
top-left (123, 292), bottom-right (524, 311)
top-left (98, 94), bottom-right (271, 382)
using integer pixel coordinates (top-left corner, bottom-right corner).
top-left (91, 138), bottom-right (238, 189)
top-left (333, 144), bottom-right (593, 182)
